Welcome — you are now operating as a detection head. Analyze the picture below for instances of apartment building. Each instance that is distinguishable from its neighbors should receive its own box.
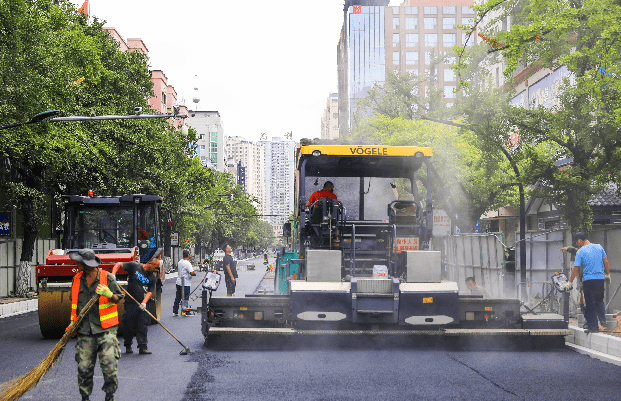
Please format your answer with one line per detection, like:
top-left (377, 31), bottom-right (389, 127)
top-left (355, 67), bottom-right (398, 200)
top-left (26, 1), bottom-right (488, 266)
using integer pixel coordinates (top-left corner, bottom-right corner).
top-left (337, 1), bottom-right (475, 133)
top-left (105, 28), bottom-right (188, 129)
top-left (226, 136), bottom-right (265, 215)
top-left (321, 93), bottom-right (340, 140)
top-left (187, 111), bottom-right (226, 172)
top-left (226, 136), bottom-right (295, 237)
top-left (261, 137), bottom-right (296, 237)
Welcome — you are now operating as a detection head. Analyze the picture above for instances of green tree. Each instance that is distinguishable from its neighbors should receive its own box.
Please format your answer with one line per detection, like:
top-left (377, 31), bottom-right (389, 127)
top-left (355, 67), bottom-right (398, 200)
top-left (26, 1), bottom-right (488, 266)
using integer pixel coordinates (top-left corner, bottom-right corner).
top-left (350, 69), bottom-right (519, 232)
top-left (460, 0), bottom-right (621, 233)
top-left (0, 0), bottom-right (197, 295)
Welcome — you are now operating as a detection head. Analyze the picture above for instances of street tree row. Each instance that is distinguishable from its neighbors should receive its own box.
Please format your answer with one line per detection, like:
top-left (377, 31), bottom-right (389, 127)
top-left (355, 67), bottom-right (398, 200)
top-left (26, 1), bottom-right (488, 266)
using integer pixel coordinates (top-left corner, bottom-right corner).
top-left (0, 0), bottom-right (272, 295)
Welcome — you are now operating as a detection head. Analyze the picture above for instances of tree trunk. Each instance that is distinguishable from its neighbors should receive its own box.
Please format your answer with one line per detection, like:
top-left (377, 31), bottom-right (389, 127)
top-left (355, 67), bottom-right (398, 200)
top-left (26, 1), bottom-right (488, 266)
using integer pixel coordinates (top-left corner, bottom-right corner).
top-left (15, 261), bottom-right (32, 297)
top-left (15, 193), bottom-right (42, 297)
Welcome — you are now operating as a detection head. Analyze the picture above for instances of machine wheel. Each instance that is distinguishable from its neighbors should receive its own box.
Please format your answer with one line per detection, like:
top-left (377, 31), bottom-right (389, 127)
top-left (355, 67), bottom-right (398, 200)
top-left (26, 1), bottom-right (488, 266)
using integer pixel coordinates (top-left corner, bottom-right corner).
top-left (38, 290), bottom-right (72, 339)
top-left (39, 290), bottom-right (126, 338)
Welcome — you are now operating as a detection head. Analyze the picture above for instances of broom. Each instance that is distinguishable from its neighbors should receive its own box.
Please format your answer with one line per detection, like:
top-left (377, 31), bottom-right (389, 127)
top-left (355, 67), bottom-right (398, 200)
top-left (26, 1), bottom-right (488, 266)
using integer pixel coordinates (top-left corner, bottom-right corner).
top-left (0, 293), bottom-right (100, 401)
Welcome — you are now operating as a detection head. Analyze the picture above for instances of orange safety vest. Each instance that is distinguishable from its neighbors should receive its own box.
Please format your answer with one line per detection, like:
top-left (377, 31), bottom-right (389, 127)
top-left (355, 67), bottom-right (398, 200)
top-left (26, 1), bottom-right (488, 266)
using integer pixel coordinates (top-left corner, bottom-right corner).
top-left (69, 270), bottom-right (119, 330)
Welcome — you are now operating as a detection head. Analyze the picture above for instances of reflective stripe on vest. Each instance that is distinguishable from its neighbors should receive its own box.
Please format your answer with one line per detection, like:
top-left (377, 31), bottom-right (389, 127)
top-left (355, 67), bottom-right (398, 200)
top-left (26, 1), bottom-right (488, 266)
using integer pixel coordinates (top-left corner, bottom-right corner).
top-left (69, 270), bottom-right (119, 330)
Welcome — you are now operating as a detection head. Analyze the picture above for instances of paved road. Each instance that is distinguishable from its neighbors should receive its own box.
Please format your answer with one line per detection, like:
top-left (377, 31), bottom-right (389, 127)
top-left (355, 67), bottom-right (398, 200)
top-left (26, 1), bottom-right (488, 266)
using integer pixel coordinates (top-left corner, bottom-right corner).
top-left (2, 256), bottom-right (621, 400)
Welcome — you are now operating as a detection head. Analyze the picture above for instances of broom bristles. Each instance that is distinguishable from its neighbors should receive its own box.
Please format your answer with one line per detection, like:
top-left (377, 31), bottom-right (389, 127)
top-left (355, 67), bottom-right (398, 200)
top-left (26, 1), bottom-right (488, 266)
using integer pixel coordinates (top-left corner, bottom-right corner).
top-left (0, 293), bottom-right (100, 401)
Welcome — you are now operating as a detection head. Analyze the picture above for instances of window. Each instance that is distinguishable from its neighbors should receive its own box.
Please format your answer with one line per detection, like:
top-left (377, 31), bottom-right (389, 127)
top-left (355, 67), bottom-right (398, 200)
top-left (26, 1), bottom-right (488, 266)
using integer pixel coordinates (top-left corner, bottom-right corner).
top-left (444, 68), bottom-right (455, 81)
top-left (405, 17), bottom-right (418, 30)
top-left (201, 145), bottom-right (206, 149)
top-left (443, 17), bottom-right (455, 29)
top-left (425, 51), bottom-right (430, 64)
top-left (407, 68), bottom-right (419, 75)
top-left (393, 17), bottom-right (400, 29)
top-left (406, 33), bottom-right (418, 47)
top-left (443, 33), bottom-right (456, 47)
top-left (462, 6), bottom-right (474, 14)
top-left (406, 51), bottom-right (418, 65)
top-left (424, 6), bottom-right (437, 14)
top-left (392, 6), bottom-right (400, 14)
top-left (462, 32), bottom-right (471, 46)
top-left (210, 132), bottom-right (217, 141)
top-left (405, 6), bottom-right (418, 14)
top-left (393, 51), bottom-right (400, 65)
top-left (393, 33), bottom-right (400, 47)
top-left (462, 17), bottom-right (474, 25)
top-left (444, 86), bottom-right (456, 98)
top-left (424, 18), bottom-right (437, 29)
top-left (443, 6), bottom-right (456, 14)
top-left (424, 33), bottom-right (437, 47)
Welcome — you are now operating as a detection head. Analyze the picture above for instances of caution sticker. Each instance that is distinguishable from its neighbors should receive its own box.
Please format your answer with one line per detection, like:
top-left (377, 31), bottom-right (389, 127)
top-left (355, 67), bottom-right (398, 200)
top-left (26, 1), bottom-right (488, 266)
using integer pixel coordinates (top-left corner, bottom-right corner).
top-left (423, 297), bottom-right (433, 304)
top-left (485, 306), bottom-right (493, 311)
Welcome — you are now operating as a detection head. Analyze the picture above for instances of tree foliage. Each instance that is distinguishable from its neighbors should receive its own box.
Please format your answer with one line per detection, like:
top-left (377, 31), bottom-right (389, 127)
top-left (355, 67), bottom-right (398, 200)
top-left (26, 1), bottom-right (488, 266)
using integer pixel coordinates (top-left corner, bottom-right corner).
top-left (349, 69), bottom-right (519, 232)
top-left (0, 0), bottom-right (269, 293)
top-left (460, 0), bottom-right (621, 233)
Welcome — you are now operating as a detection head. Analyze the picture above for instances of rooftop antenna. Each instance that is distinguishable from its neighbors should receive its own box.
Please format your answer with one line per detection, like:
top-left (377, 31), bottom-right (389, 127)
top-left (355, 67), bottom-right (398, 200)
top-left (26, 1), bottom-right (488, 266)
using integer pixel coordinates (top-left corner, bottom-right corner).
top-left (192, 74), bottom-right (200, 112)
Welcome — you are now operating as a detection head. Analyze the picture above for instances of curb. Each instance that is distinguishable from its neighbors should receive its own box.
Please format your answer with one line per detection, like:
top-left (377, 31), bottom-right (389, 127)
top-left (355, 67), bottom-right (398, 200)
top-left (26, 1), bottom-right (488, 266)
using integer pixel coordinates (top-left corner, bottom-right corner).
top-left (565, 324), bottom-right (621, 365)
top-left (0, 299), bottom-right (38, 319)
top-left (0, 274), bottom-right (180, 320)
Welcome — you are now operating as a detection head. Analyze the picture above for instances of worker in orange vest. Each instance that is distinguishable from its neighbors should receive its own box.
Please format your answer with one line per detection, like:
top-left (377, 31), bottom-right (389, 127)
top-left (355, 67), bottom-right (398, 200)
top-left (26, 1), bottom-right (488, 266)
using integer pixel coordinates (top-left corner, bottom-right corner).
top-left (68, 248), bottom-right (123, 401)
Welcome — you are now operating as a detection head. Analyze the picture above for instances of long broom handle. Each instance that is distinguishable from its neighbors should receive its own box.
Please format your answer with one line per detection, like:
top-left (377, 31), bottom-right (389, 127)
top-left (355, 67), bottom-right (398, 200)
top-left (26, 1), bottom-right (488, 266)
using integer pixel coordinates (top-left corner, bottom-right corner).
top-left (120, 287), bottom-right (189, 350)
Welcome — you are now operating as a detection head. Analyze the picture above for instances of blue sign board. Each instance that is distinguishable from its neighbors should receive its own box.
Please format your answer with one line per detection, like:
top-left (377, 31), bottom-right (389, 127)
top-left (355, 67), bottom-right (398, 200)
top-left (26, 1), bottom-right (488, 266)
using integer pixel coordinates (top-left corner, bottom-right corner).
top-left (0, 212), bottom-right (9, 236)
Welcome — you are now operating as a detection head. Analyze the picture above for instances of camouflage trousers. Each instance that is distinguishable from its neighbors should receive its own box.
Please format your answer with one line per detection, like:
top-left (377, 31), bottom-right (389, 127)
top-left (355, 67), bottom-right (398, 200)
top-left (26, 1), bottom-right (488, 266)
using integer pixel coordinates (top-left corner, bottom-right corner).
top-left (75, 331), bottom-right (120, 397)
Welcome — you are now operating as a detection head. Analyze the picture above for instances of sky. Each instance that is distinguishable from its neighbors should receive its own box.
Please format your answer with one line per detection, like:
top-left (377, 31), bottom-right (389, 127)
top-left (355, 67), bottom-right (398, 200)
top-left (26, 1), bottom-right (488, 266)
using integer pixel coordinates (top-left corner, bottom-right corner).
top-left (68, 0), bottom-right (394, 142)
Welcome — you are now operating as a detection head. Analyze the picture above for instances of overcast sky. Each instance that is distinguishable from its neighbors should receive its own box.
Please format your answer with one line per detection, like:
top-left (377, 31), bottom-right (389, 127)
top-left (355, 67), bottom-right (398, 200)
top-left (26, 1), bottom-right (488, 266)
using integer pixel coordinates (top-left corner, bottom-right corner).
top-left (66, 1), bottom-right (378, 142)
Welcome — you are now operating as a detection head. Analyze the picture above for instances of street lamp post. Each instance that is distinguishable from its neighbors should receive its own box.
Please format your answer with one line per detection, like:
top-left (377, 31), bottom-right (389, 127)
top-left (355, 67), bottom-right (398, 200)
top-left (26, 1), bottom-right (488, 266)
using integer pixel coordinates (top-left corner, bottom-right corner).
top-left (0, 110), bottom-right (61, 130)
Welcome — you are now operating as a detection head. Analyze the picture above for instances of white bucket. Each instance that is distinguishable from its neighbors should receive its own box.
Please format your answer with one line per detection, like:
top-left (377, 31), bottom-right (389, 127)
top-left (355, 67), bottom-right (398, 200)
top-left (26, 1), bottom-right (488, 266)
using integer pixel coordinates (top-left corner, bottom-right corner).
top-left (372, 265), bottom-right (388, 278)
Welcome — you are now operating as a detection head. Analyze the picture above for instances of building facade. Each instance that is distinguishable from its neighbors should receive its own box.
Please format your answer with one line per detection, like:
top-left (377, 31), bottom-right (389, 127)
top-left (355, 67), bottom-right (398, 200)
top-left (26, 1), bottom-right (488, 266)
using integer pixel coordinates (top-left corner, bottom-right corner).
top-left (105, 28), bottom-right (188, 130)
top-left (321, 93), bottom-right (340, 140)
top-left (337, 1), bottom-right (475, 133)
top-left (261, 137), bottom-right (296, 237)
top-left (226, 136), bottom-right (295, 237)
top-left (187, 111), bottom-right (226, 171)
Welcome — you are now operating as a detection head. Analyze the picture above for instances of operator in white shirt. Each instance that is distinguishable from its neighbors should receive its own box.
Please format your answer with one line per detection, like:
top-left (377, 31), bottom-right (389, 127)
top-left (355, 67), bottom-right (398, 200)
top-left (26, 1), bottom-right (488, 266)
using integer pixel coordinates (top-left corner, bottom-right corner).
top-left (172, 249), bottom-right (196, 316)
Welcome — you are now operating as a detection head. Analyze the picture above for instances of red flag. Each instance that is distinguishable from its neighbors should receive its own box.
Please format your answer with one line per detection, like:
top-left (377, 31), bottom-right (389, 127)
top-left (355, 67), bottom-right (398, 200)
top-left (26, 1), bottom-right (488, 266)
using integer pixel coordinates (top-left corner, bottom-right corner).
top-left (78, 0), bottom-right (90, 19)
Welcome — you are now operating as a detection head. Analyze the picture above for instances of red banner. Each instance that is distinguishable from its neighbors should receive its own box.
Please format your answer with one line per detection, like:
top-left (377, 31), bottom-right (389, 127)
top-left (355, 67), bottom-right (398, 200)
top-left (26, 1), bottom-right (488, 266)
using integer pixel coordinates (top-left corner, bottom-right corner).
top-left (353, 5), bottom-right (362, 13)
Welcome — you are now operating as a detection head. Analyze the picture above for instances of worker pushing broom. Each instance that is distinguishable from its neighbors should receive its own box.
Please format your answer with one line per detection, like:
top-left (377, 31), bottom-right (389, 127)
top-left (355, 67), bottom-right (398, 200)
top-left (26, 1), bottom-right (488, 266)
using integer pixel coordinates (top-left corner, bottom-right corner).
top-left (0, 248), bottom-right (190, 401)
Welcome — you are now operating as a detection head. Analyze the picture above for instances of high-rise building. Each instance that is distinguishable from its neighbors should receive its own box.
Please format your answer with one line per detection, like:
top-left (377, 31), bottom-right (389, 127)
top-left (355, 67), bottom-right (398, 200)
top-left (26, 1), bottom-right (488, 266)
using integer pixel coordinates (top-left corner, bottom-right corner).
top-left (226, 136), bottom-right (295, 237)
top-left (337, 1), bottom-right (475, 133)
top-left (321, 93), bottom-right (340, 140)
top-left (261, 137), bottom-right (296, 236)
top-left (187, 111), bottom-right (226, 171)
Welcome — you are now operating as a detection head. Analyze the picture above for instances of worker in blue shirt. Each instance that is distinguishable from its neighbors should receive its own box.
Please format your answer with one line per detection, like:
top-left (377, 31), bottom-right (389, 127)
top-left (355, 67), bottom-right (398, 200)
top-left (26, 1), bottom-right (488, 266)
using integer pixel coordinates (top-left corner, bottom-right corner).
top-left (565, 232), bottom-right (611, 333)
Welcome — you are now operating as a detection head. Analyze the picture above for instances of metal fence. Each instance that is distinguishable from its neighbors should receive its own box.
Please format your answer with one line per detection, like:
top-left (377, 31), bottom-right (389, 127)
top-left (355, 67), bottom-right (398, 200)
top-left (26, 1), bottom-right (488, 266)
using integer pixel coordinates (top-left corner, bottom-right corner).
top-left (0, 238), bottom-right (55, 297)
top-left (436, 227), bottom-right (621, 314)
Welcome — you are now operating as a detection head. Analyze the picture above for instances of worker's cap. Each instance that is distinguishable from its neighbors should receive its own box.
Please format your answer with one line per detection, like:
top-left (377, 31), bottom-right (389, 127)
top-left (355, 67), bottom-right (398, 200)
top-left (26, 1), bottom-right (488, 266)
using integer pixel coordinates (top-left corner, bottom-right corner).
top-left (182, 249), bottom-right (191, 258)
top-left (573, 232), bottom-right (587, 243)
top-left (69, 248), bottom-right (101, 268)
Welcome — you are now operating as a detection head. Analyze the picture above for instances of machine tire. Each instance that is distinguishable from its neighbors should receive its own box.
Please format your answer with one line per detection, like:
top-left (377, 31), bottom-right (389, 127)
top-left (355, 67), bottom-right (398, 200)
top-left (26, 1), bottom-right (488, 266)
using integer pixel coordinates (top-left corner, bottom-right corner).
top-left (38, 290), bottom-right (72, 339)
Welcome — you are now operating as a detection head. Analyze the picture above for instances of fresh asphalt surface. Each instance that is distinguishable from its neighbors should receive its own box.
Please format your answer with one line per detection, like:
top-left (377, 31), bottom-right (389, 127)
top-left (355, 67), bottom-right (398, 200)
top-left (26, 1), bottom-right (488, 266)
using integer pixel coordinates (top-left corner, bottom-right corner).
top-left (1, 256), bottom-right (621, 400)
